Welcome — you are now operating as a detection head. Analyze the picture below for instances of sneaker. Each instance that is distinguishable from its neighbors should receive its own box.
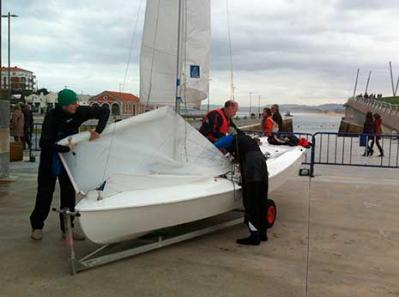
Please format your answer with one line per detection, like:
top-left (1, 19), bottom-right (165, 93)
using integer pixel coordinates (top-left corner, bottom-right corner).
top-left (62, 231), bottom-right (86, 241)
top-left (31, 229), bottom-right (43, 240)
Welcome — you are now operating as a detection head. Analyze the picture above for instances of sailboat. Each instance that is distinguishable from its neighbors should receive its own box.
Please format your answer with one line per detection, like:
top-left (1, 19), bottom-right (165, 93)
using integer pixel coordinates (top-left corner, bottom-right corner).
top-left (58, 0), bottom-right (306, 244)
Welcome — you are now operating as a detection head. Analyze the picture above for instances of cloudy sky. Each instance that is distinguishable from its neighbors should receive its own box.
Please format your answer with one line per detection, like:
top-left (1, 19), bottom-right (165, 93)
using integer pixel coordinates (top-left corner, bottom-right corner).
top-left (3, 0), bottom-right (399, 106)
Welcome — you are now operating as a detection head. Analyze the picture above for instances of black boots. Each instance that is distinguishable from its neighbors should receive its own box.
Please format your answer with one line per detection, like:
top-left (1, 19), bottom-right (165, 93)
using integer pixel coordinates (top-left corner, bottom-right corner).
top-left (236, 231), bottom-right (261, 246)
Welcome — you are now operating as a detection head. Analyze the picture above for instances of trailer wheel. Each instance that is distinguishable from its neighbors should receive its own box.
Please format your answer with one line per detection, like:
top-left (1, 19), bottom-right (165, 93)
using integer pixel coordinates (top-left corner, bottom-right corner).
top-left (265, 199), bottom-right (277, 228)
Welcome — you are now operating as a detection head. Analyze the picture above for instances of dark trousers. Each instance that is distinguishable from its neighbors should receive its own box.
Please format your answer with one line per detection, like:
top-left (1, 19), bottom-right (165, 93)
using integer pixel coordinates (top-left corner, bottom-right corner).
top-left (30, 152), bottom-right (75, 232)
top-left (242, 181), bottom-right (268, 234)
top-left (369, 137), bottom-right (383, 155)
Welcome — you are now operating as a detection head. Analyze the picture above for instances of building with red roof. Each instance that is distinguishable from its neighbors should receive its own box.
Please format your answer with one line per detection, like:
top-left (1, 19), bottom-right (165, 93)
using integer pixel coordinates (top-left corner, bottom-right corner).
top-left (89, 91), bottom-right (144, 118)
top-left (1, 66), bottom-right (36, 92)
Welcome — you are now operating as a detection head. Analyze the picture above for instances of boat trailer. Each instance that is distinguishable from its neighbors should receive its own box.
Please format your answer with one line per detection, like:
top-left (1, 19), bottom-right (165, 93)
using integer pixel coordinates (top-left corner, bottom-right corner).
top-left (53, 208), bottom-right (245, 275)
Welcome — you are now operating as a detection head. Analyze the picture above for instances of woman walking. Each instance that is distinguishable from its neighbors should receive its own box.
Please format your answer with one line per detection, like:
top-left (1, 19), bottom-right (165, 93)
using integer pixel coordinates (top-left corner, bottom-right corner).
top-left (369, 113), bottom-right (384, 157)
top-left (362, 112), bottom-right (374, 156)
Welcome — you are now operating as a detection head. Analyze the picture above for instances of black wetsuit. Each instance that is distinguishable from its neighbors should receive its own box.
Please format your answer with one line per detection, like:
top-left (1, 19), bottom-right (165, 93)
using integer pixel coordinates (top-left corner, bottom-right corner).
top-left (234, 135), bottom-right (268, 235)
top-left (30, 105), bottom-right (110, 232)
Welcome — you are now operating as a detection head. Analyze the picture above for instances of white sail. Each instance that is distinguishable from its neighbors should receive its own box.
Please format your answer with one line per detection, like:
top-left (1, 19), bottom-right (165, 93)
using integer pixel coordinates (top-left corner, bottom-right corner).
top-left (140, 0), bottom-right (210, 109)
top-left (58, 107), bottom-right (230, 195)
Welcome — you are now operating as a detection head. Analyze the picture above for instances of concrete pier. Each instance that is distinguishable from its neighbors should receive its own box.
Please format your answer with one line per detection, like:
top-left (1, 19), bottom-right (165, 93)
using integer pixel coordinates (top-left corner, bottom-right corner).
top-left (1, 162), bottom-right (398, 297)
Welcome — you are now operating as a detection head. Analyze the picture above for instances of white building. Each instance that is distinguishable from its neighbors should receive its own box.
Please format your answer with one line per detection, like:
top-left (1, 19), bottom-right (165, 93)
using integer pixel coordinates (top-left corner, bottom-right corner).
top-left (25, 91), bottom-right (92, 113)
top-left (1, 66), bottom-right (36, 91)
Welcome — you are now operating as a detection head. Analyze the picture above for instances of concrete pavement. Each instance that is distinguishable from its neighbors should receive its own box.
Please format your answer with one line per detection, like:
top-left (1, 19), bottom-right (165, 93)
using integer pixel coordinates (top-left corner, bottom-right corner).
top-left (0, 164), bottom-right (398, 297)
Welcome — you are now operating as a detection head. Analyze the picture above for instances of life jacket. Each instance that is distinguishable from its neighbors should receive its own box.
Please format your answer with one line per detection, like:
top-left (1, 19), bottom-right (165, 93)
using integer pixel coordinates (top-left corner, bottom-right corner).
top-left (203, 108), bottom-right (230, 142)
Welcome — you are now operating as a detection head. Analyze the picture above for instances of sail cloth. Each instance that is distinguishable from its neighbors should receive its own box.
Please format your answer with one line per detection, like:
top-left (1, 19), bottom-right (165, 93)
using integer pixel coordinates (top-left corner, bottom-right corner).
top-left (140, 0), bottom-right (210, 108)
top-left (58, 107), bottom-right (230, 195)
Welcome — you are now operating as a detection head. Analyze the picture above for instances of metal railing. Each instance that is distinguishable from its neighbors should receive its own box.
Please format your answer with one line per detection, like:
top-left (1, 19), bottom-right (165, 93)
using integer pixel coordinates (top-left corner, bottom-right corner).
top-left (350, 96), bottom-right (399, 112)
top-left (29, 126), bottom-right (399, 177)
top-left (310, 132), bottom-right (399, 174)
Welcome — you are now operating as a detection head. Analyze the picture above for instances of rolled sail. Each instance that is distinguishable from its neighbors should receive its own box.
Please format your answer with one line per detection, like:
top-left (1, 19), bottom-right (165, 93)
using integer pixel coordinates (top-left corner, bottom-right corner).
top-left (140, 0), bottom-right (211, 109)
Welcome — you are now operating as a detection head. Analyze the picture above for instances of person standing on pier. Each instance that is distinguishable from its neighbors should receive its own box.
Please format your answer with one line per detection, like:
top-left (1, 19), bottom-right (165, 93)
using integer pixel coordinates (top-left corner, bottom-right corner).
top-left (369, 113), bottom-right (384, 157)
top-left (362, 112), bottom-right (374, 157)
top-left (199, 100), bottom-right (239, 143)
top-left (10, 104), bottom-right (25, 143)
top-left (30, 89), bottom-right (110, 241)
top-left (230, 134), bottom-right (268, 245)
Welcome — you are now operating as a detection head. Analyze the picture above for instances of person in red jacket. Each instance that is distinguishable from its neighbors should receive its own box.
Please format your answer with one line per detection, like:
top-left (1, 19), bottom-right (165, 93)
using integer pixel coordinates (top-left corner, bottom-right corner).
top-left (369, 113), bottom-right (384, 157)
top-left (262, 107), bottom-right (278, 137)
top-left (199, 100), bottom-right (239, 142)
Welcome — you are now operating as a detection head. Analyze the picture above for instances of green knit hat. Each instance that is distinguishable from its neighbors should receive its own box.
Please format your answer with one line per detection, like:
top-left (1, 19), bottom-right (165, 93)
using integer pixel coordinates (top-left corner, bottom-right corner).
top-left (57, 89), bottom-right (78, 107)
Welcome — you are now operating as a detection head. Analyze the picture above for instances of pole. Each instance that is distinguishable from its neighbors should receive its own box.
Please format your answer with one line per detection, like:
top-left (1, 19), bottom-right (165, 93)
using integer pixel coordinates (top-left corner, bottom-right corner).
top-left (7, 12), bottom-right (11, 101)
top-left (175, 0), bottom-right (183, 114)
top-left (249, 92), bottom-right (252, 115)
top-left (0, 0), bottom-right (2, 89)
top-left (389, 61), bottom-right (395, 97)
top-left (258, 95), bottom-right (261, 115)
top-left (365, 71), bottom-right (372, 94)
top-left (352, 68), bottom-right (359, 99)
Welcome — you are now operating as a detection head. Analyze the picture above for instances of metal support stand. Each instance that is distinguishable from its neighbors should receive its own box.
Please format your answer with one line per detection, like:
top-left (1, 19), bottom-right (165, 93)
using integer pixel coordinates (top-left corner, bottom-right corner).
top-left (53, 208), bottom-right (243, 275)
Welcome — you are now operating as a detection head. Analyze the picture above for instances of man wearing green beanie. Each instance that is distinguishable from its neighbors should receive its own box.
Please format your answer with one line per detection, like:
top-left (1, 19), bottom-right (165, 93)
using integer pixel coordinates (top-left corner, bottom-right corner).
top-left (30, 88), bottom-right (110, 241)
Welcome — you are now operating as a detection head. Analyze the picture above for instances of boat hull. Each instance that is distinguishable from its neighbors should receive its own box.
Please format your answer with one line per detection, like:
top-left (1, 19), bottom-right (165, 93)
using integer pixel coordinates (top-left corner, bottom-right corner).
top-left (76, 145), bottom-right (305, 244)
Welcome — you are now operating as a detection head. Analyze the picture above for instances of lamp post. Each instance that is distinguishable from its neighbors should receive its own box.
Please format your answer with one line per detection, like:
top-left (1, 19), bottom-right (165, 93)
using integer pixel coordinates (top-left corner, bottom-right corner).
top-left (249, 92), bottom-right (252, 115)
top-left (2, 12), bottom-right (18, 101)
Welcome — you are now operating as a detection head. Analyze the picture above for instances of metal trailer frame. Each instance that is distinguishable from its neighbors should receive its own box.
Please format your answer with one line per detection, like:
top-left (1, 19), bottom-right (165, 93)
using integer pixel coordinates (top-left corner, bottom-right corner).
top-left (54, 208), bottom-right (244, 275)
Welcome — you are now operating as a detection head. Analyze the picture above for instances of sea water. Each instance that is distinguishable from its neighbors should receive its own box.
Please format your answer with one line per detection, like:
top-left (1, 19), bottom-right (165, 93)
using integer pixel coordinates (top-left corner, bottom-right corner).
top-left (291, 113), bottom-right (342, 134)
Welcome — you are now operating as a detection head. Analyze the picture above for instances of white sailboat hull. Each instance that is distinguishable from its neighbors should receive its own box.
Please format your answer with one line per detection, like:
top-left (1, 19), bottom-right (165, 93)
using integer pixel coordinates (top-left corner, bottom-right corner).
top-left (76, 142), bottom-right (305, 244)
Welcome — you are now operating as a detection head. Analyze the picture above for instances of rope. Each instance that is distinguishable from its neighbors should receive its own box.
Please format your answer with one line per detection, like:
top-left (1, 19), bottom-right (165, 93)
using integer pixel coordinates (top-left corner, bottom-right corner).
top-left (225, 0), bottom-right (235, 100)
top-left (121, 0), bottom-right (145, 92)
top-left (305, 173), bottom-right (312, 297)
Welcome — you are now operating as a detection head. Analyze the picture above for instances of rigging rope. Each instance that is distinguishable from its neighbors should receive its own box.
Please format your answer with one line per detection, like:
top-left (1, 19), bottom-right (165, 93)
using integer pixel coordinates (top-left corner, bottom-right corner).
top-left (226, 0), bottom-right (235, 100)
top-left (121, 0), bottom-right (145, 93)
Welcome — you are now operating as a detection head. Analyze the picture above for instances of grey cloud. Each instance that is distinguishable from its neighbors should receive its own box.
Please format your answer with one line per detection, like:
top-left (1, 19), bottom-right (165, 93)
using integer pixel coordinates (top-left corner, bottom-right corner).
top-left (3, 0), bottom-right (399, 103)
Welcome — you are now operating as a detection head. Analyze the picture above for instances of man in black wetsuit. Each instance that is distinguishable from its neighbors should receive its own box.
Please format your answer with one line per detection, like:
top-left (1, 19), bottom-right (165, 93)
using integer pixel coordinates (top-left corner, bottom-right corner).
top-left (30, 89), bottom-right (110, 240)
top-left (229, 134), bottom-right (268, 245)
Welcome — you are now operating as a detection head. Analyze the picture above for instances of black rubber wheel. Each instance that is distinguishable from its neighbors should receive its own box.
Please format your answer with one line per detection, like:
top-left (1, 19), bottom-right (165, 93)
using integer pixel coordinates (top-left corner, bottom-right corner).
top-left (265, 199), bottom-right (277, 228)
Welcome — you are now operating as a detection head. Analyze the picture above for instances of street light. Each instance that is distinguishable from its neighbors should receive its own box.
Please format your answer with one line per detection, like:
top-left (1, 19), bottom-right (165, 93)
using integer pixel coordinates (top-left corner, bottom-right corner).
top-left (249, 92), bottom-right (252, 115)
top-left (2, 12), bottom-right (18, 100)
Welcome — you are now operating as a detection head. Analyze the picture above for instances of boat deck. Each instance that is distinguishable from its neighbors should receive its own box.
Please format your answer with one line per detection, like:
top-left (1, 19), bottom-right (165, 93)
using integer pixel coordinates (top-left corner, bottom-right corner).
top-left (1, 162), bottom-right (399, 297)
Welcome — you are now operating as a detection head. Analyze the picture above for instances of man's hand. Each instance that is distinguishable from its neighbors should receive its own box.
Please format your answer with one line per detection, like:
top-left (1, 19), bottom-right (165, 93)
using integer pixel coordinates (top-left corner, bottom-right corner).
top-left (89, 130), bottom-right (100, 141)
top-left (67, 138), bottom-right (76, 151)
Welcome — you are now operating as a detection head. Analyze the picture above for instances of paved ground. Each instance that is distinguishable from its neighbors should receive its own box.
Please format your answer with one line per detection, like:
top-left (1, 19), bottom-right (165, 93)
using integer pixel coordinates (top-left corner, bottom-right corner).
top-left (0, 163), bottom-right (399, 297)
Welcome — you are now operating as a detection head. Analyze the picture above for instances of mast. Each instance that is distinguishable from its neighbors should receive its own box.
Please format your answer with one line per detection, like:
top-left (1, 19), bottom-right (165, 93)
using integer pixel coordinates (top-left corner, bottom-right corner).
top-left (175, 0), bottom-right (183, 114)
top-left (352, 68), bottom-right (359, 99)
top-left (389, 61), bottom-right (396, 97)
top-left (365, 71), bottom-right (372, 94)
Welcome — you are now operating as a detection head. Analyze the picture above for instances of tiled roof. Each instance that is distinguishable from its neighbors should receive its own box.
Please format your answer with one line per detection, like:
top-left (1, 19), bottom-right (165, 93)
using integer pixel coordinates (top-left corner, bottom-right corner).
top-left (1, 66), bottom-right (32, 73)
top-left (91, 91), bottom-right (140, 102)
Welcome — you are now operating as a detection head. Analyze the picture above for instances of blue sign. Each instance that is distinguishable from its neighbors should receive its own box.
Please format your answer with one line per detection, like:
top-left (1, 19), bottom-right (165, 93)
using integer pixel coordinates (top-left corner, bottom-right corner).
top-left (190, 65), bottom-right (200, 78)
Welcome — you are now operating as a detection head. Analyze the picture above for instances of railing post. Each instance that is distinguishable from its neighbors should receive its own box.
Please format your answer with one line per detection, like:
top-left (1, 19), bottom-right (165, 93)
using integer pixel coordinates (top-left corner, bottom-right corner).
top-left (310, 134), bottom-right (316, 177)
